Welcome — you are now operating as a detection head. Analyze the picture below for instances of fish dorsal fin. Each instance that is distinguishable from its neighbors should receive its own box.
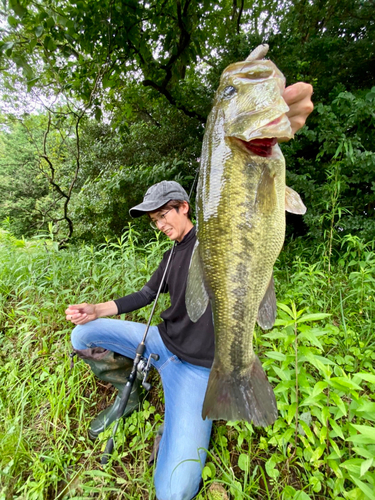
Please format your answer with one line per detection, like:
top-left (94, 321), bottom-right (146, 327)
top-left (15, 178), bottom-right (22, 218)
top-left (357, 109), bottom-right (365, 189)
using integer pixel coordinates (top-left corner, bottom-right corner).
top-left (285, 186), bottom-right (307, 214)
top-left (185, 240), bottom-right (210, 323)
top-left (257, 274), bottom-right (277, 330)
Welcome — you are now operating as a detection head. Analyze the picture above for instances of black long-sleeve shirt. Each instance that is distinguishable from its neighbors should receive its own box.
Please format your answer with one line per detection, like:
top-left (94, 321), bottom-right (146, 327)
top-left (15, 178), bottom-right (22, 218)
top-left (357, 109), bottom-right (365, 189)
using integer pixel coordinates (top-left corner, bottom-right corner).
top-left (114, 227), bottom-right (215, 368)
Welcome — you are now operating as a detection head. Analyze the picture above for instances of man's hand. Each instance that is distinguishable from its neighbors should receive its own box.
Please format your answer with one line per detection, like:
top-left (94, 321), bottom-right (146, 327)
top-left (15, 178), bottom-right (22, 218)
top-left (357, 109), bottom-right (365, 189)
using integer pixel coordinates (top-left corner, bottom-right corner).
top-left (65, 303), bottom-right (97, 325)
top-left (65, 300), bottom-right (118, 325)
top-left (283, 82), bottom-right (314, 135)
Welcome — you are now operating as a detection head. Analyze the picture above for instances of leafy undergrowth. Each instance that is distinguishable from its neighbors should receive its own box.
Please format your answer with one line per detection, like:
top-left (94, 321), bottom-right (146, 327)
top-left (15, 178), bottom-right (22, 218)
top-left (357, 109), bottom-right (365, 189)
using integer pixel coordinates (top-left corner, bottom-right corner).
top-left (0, 229), bottom-right (374, 499)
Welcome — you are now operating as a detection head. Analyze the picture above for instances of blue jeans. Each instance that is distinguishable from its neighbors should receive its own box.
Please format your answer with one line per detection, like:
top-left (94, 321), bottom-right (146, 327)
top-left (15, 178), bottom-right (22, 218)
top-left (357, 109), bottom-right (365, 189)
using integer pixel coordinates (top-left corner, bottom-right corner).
top-left (71, 319), bottom-right (212, 500)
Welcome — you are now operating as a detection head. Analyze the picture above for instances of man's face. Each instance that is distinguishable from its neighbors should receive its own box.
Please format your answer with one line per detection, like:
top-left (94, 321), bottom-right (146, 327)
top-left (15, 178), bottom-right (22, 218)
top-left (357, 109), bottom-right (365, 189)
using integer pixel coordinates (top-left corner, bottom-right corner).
top-left (149, 201), bottom-right (193, 242)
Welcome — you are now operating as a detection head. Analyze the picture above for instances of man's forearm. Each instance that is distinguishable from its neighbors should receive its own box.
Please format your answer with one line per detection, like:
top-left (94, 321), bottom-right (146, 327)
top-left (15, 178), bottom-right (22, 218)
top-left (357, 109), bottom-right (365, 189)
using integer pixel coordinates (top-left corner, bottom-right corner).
top-left (95, 301), bottom-right (119, 317)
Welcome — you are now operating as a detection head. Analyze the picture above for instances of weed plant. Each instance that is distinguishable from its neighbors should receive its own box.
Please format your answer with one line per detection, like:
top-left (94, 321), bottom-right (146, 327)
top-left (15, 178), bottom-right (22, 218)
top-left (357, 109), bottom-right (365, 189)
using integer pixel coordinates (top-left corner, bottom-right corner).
top-left (0, 228), bottom-right (374, 499)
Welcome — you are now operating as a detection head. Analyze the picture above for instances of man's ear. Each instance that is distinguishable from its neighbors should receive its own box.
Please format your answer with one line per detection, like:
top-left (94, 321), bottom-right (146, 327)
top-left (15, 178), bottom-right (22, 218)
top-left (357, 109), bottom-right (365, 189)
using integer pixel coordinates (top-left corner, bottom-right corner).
top-left (182, 201), bottom-right (190, 215)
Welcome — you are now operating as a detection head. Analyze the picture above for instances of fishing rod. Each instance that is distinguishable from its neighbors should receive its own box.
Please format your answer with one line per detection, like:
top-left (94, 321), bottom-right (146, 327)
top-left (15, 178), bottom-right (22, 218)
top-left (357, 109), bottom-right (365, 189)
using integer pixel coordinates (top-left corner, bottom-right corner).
top-left (100, 244), bottom-right (175, 465)
top-left (101, 171), bottom-right (199, 465)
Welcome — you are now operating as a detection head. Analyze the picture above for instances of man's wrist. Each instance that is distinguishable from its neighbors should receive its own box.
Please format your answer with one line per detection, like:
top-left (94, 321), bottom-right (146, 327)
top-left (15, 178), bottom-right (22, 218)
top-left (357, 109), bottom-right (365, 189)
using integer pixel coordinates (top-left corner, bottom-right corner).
top-left (94, 301), bottom-right (118, 318)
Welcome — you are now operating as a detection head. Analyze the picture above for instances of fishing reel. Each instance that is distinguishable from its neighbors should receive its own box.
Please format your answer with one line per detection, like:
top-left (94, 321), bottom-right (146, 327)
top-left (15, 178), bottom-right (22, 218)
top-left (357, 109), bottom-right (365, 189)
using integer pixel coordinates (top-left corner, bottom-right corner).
top-left (137, 352), bottom-right (159, 391)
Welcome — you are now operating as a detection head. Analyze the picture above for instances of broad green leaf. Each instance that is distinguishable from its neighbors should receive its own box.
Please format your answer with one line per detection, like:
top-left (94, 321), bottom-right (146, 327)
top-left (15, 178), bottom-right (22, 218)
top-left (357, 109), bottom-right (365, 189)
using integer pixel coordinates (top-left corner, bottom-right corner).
top-left (352, 447), bottom-right (375, 460)
top-left (47, 37), bottom-right (56, 51)
top-left (46, 17), bottom-right (55, 29)
top-left (287, 402), bottom-right (297, 424)
top-left (354, 402), bottom-right (375, 414)
top-left (328, 377), bottom-right (362, 391)
top-left (298, 330), bottom-right (324, 349)
top-left (310, 443), bottom-right (325, 461)
top-left (309, 474), bottom-right (322, 493)
top-left (10, 1), bottom-right (27, 17)
top-left (263, 329), bottom-right (290, 339)
top-left (329, 438), bottom-right (343, 458)
top-left (277, 302), bottom-right (294, 318)
top-left (274, 380), bottom-right (296, 393)
top-left (280, 427), bottom-right (294, 444)
top-left (300, 393), bottom-right (324, 407)
top-left (95, 107), bottom-right (102, 121)
top-left (347, 435), bottom-right (375, 445)
top-left (321, 406), bottom-right (330, 424)
top-left (0, 42), bottom-right (14, 52)
top-left (265, 457), bottom-right (280, 479)
top-left (356, 373), bottom-right (375, 385)
top-left (350, 424), bottom-right (375, 443)
top-left (319, 424), bottom-right (328, 443)
top-left (35, 26), bottom-right (44, 37)
top-left (329, 418), bottom-right (345, 440)
top-left (299, 420), bottom-right (315, 444)
top-left (272, 366), bottom-right (292, 381)
top-left (29, 38), bottom-right (37, 51)
top-left (313, 380), bottom-right (328, 396)
top-left (202, 463), bottom-right (214, 480)
top-left (274, 318), bottom-right (295, 327)
top-left (84, 470), bottom-right (116, 478)
top-left (330, 393), bottom-right (347, 417)
top-left (8, 15), bottom-right (18, 26)
top-left (328, 459), bottom-right (343, 478)
top-left (293, 492), bottom-right (312, 500)
top-left (297, 313), bottom-right (331, 324)
top-left (350, 476), bottom-right (375, 500)
top-left (238, 453), bottom-right (250, 472)
top-left (265, 351), bottom-right (286, 361)
top-left (360, 458), bottom-right (373, 477)
top-left (299, 349), bottom-right (333, 376)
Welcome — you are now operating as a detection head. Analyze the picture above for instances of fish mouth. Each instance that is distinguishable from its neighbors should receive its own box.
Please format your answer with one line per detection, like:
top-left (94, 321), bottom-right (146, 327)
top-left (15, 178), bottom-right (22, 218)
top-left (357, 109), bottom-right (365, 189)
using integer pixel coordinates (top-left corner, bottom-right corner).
top-left (239, 137), bottom-right (278, 157)
top-left (231, 116), bottom-right (287, 157)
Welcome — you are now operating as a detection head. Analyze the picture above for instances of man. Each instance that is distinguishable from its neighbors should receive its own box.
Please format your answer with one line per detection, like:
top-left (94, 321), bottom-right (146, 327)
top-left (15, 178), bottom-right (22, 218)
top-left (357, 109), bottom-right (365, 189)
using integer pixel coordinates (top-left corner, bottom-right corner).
top-left (66, 83), bottom-right (313, 500)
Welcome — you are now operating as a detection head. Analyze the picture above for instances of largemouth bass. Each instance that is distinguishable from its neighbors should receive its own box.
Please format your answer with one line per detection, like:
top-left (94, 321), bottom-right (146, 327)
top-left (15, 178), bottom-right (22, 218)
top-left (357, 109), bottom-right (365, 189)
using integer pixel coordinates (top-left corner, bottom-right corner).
top-left (185, 45), bottom-right (306, 426)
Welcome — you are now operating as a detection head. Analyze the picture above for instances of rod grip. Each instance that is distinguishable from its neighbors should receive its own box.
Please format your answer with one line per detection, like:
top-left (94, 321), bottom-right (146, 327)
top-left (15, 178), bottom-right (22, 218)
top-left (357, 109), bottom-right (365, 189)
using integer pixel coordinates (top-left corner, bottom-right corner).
top-left (101, 438), bottom-right (114, 465)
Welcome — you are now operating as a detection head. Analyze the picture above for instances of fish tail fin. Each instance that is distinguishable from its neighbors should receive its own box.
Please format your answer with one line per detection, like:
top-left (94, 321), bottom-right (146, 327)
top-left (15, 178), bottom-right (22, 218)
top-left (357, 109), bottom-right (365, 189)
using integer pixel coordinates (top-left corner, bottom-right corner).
top-left (202, 356), bottom-right (278, 427)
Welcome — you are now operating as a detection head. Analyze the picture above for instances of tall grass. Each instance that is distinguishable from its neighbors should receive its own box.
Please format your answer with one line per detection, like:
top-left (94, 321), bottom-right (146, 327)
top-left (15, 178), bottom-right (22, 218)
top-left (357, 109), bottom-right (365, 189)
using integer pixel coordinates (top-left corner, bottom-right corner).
top-left (0, 228), bottom-right (374, 499)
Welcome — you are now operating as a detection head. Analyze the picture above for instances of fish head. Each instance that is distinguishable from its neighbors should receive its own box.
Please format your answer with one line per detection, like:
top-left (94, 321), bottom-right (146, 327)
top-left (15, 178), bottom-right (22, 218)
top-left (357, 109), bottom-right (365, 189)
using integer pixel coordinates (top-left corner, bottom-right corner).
top-left (212, 48), bottom-right (293, 157)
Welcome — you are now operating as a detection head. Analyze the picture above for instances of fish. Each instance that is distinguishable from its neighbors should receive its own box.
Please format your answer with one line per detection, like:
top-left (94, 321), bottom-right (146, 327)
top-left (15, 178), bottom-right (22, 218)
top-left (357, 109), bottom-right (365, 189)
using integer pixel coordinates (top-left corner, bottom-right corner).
top-left (185, 45), bottom-right (306, 426)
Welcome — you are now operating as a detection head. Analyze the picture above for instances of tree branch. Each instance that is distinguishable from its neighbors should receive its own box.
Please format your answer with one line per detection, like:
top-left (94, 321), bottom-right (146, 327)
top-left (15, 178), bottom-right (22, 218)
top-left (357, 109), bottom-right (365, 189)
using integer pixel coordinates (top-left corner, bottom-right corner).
top-left (142, 78), bottom-right (205, 122)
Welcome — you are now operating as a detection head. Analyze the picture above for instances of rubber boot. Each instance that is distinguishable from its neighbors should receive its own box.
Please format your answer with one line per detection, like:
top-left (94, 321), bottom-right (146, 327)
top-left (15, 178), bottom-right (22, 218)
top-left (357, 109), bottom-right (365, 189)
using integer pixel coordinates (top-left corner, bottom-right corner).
top-left (73, 347), bottom-right (142, 440)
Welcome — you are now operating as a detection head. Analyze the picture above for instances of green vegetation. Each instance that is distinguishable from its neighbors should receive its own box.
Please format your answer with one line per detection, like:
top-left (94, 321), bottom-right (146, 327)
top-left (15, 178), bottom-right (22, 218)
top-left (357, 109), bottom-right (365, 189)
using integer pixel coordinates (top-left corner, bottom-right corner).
top-left (0, 228), bottom-right (374, 499)
top-left (0, 0), bottom-right (374, 498)
top-left (0, 0), bottom-right (374, 246)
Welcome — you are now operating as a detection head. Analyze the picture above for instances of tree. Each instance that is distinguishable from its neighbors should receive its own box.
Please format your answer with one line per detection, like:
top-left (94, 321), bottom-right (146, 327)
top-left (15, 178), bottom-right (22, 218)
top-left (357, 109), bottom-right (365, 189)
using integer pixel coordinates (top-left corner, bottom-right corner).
top-left (0, 116), bottom-right (50, 236)
top-left (1, 0), bottom-right (374, 247)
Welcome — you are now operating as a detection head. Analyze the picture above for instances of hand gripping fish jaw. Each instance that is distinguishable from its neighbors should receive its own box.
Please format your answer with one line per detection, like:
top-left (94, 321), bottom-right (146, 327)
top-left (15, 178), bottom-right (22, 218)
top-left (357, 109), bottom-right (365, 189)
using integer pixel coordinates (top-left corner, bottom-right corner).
top-left (215, 44), bottom-right (294, 158)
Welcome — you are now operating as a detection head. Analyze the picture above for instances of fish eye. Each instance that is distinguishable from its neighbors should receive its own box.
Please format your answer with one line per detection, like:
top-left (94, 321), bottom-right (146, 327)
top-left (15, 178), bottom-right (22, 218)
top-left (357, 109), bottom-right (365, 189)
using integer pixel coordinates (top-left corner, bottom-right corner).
top-left (222, 86), bottom-right (237, 98)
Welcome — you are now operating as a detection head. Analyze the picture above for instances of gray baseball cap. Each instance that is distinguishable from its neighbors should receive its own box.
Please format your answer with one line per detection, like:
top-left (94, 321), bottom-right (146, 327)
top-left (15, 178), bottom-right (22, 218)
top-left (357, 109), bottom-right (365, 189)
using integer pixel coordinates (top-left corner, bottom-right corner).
top-left (129, 180), bottom-right (190, 218)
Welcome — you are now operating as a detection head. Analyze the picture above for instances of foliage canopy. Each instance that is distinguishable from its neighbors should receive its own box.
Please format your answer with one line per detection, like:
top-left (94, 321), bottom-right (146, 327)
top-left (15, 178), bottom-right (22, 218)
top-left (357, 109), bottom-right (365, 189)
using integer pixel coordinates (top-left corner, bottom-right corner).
top-left (0, 0), bottom-right (374, 247)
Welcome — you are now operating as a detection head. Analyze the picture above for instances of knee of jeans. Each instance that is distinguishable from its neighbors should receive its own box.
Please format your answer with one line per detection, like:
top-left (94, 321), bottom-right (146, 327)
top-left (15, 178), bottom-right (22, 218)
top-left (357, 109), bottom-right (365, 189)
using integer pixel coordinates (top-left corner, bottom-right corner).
top-left (154, 463), bottom-right (201, 500)
top-left (71, 324), bottom-right (89, 349)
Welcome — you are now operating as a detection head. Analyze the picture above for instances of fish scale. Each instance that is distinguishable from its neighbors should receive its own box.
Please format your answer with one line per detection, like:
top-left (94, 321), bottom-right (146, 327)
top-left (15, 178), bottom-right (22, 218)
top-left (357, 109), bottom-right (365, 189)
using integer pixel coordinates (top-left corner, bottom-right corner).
top-left (186, 45), bottom-right (306, 426)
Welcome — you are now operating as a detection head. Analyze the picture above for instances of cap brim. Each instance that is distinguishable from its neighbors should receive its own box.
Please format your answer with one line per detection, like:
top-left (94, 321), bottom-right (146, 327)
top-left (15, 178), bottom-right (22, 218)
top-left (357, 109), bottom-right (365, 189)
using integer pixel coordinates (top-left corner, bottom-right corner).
top-left (129, 199), bottom-right (171, 218)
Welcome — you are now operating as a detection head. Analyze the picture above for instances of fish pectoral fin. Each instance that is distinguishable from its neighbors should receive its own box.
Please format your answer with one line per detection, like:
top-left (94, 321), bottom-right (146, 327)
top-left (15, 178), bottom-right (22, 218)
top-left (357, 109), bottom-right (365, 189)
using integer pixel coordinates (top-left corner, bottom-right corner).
top-left (255, 165), bottom-right (278, 214)
top-left (285, 186), bottom-right (307, 214)
top-left (185, 240), bottom-right (210, 323)
top-left (257, 274), bottom-right (277, 330)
